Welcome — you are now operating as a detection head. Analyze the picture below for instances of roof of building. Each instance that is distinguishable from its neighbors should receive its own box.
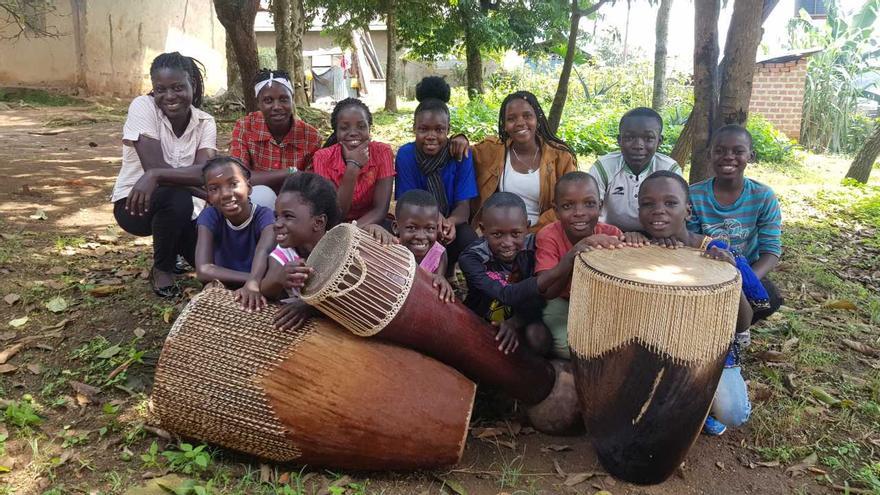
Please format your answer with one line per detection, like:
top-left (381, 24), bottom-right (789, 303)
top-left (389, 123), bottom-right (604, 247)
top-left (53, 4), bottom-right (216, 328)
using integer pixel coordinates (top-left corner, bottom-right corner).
top-left (756, 48), bottom-right (823, 65)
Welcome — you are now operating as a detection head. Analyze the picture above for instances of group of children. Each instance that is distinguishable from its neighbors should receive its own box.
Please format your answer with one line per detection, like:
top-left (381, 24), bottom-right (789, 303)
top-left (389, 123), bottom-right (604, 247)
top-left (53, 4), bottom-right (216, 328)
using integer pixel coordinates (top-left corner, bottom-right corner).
top-left (188, 74), bottom-right (782, 437)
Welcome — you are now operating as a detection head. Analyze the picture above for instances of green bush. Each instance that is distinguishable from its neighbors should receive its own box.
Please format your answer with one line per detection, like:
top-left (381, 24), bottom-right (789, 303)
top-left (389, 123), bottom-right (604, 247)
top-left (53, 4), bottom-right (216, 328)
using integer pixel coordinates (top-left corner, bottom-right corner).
top-left (746, 114), bottom-right (796, 163)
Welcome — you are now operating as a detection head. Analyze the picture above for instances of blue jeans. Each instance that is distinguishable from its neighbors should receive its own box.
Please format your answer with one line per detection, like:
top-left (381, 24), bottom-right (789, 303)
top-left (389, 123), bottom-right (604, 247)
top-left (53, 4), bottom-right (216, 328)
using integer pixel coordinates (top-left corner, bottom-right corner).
top-left (711, 365), bottom-right (751, 427)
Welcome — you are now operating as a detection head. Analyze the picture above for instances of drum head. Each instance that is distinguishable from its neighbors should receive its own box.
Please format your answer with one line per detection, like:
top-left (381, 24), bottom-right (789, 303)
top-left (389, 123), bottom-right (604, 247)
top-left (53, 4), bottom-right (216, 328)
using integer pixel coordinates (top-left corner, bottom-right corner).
top-left (577, 245), bottom-right (737, 288)
top-left (302, 223), bottom-right (355, 298)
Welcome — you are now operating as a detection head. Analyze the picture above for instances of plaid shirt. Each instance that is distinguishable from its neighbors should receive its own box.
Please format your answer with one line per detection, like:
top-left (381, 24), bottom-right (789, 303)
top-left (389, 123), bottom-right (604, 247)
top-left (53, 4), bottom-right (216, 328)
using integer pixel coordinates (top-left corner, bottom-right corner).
top-left (312, 142), bottom-right (395, 222)
top-left (229, 111), bottom-right (321, 172)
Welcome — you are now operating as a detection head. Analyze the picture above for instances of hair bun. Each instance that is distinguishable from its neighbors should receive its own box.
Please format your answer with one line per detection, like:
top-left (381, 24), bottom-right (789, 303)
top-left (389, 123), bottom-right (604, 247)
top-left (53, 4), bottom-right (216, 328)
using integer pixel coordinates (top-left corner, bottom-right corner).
top-left (415, 76), bottom-right (450, 103)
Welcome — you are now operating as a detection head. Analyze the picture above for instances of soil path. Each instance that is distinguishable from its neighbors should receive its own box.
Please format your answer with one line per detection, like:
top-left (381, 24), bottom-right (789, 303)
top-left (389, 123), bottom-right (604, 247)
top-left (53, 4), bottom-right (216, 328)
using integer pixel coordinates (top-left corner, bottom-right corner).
top-left (0, 107), bottom-right (824, 494)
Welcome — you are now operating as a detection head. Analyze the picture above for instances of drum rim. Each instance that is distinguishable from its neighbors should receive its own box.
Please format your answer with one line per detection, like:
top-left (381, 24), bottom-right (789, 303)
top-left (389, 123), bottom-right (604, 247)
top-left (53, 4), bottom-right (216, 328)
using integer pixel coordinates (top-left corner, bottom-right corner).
top-left (301, 223), bottom-right (358, 301)
top-left (575, 247), bottom-right (740, 291)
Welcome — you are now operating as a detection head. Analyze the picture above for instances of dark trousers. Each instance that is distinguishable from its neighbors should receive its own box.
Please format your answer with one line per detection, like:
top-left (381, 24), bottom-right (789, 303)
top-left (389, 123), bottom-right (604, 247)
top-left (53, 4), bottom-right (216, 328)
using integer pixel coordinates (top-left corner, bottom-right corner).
top-left (752, 277), bottom-right (784, 323)
top-left (445, 222), bottom-right (478, 274)
top-left (114, 186), bottom-right (197, 273)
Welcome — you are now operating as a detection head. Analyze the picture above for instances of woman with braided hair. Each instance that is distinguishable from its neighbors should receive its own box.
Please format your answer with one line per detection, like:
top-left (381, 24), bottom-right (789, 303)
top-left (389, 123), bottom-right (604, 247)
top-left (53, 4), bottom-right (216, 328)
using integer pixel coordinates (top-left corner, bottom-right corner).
top-left (310, 98), bottom-right (394, 226)
top-left (229, 69), bottom-right (322, 208)
top-left (111, 52), bottom-right (217, 297)
top-left (451, 91), bottom-right (577, 233)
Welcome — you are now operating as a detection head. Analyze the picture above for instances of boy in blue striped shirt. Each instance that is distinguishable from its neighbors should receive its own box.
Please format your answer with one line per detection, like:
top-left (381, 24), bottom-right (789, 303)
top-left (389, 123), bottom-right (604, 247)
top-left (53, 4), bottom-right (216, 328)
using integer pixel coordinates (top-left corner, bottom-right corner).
top-left (687, 124), bottom-right (784, 328)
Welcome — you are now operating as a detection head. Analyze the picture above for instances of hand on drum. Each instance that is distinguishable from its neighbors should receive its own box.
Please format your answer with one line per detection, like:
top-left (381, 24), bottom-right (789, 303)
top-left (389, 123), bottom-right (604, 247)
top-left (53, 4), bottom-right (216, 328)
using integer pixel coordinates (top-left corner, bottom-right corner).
top-left (703, 246), bottom-right (736, 266)
top-left (623, 231), bottom-right (650, 247)
top-left (283, 260), bottom-right (313, 290)
top-left (439, 215), bottom-right (456, 244)
top-left (234, 281), bottom-right (267, 312)
top-left (448, 134), bottom-right (471, 161)
top-left (577, 233), bottom-right (623, 251)
top-left (431, 274), bottom-right (455, 303)
top-left (651, 236), bottom-right (685, 249)
top-left (363, 224), bottom-right (399, 245)
top-left (492, 318), bottom-right (520, 354)
top-left (274, 299), bottom-right (315, 331)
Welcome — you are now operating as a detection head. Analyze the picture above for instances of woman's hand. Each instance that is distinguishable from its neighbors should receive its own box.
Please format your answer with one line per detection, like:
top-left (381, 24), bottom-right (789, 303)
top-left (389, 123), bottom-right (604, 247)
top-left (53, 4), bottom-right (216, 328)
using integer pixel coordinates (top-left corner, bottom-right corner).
top-left (449, 134), bottom-right (471, 161)
top-left (342, 140), bottom-right (370, 169)
top-left (234, 281), bottom-right (267, 312)
top-left (125, 170), bottom-right (159, 216)
top-left (431, 274), bottom-right (455, 303)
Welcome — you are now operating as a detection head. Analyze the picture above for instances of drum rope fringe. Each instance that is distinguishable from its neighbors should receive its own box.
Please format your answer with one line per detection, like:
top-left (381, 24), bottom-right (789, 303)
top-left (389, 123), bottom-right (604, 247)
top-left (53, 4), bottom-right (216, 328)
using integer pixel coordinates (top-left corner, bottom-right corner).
top-left (568, 257), bottom-right (741, 366)
top-left (302, 224), bottom-right (417, 336)
top-left (152, 288), bottom-right (307, 461)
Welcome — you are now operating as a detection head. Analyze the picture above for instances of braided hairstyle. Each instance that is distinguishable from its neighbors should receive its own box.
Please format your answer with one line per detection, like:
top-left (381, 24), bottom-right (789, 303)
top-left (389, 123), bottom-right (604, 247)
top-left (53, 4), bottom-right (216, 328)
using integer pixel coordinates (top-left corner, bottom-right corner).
top-left (149, 52), bottom-right (206, 108)
top-left (323, 97), bottom-right (373, 147)
top-left (253, 68), bottom-right (293, 93)
top-left (414, 76), bottom-right (450, 122)
top-left (498, 91), bottom-right (574, 158)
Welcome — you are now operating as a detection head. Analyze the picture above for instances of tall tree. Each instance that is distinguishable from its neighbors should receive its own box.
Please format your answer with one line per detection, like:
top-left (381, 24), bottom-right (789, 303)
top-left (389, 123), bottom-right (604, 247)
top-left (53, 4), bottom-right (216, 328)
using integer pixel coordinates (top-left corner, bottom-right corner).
top-left (845, 123), bottom-right (880, 183)
top-left (652, 0), bottom-right (672, 111)
top-left (713, 0), bottom-right (764, 129)
top-left (689, 0), bottom-right (720, 183)
top-left (289, 0), bottom-right (311, 106)
top-left (271, 0), bottom-right (294, 75)
top-left (548, 0), bottom-right (609, 134)
top-left (385, 0), bottom-right (398, 111)
top-left (214, 0), bottom-right (261, 112)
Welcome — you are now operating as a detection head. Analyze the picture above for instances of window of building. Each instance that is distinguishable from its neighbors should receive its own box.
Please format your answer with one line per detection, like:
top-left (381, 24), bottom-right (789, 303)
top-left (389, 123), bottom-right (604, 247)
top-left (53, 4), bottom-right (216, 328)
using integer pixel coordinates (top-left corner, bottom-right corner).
top-left (796, 0), bottom-right (827, 19)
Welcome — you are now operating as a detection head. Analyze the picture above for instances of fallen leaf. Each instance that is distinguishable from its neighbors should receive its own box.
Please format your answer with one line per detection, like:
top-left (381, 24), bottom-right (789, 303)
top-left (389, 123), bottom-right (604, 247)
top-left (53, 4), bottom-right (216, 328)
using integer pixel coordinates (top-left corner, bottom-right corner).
top-left (809, 386), bottom-right (840, 406)
top-left (88, 285), bottom-right (125, 297)
top-left (29, 210), bottom-right (48, 220)
top-left (40, 319), bottom-right (71, 332)
top-left (782, 337), bottom-right (800, 353)
top-left (842, 339), bottom-right (880, 357)
top-left (143, 425), bottom-right (171, 440)
top-left (134, 327), bottom-right (146, 338)
top-left (47, 267), bottom-right (66, 275)
top-left (553, 459), bottom-right (567, 478)
top-left (0, 364), bottom-right (17, 374)
top-left (26, 363), bottom-right (43, 374)
top-left (471, 427), bottom-right (505, 439)
top-left (759, 350), bottom-right (786, 362)
top-left (0, 456), bottom-right (15, 473)
top-left (45, 296), bottom-right (68, 313)
top-left (277, 472), bottom-right (290, 485)
top-left (0, 332), bottom-right (15, 341)
top-left (563, 472), bottom-right (595, 486)
top-left (785, 452), bottom-right (818, 477)
top-left (716, 461), bottom-right (725, 470)
top-left (594, 492), bottom-right (613, 495)
top-left (541, 444), bottom-right (572, 453)
top-left (0, 343), bottom-right (23, 364)
top-left (783, 373), bottom-right (797, 394)
top-left (70, 381), bottom-right (100, 404)
top-left (755, 460), bottom-right (780, 468)
top-left (823, 299), bottom-right (858, 311)
top-left (750, 382), bottom-right (773, 402)
top-left (97, 344), bottom-right (121, 359)
top-left (3, 294), bottom-right (20, 306)
top-left (8, 317), bottom-right (28, 328)
top-left (260, 463), bottom-right (272, 483)
top-left (123, 474), bottom-right (192, 495)
top-left (435, 476), bottom-right (467, 495)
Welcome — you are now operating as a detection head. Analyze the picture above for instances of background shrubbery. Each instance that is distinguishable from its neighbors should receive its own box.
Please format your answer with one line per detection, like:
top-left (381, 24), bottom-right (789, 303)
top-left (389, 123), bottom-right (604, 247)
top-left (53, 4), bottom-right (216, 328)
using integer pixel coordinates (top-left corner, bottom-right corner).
top-left (447, 63), bottom-right (797, 164)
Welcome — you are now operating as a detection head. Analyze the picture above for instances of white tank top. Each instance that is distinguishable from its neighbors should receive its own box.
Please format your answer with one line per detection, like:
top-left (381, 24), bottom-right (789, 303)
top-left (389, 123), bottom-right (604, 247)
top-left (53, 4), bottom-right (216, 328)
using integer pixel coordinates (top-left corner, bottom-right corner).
top-left (500, 152), bottom-right (541, 227)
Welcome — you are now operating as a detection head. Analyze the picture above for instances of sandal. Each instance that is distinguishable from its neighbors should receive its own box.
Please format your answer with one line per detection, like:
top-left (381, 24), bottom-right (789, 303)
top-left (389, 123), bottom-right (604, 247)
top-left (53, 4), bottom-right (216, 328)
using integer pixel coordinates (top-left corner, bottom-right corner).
top-left (150, 267), bottom-right (181, 298)
top-left (172, 255), bottom-right (193, 275)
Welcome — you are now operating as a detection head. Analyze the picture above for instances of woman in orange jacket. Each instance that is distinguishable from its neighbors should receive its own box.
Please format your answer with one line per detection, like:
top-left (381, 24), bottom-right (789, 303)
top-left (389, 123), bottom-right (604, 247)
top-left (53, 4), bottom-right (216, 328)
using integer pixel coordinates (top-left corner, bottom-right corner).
top-left (453, 91), bottom-right (577, 233)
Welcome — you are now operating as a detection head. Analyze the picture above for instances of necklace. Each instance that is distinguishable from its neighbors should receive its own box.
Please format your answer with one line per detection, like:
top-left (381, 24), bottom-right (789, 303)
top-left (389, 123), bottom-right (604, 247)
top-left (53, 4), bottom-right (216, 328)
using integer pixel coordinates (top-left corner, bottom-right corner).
top-left (510, 144), bottom-right (540, 173)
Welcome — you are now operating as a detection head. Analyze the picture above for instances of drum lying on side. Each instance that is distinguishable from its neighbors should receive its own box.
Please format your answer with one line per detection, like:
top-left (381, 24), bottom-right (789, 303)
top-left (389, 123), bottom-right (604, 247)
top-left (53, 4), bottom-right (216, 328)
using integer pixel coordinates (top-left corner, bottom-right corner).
top-left (301, 223), bottom-right (557, 407)
top-left (151, 288), bottom-right (475, 470)
top-left (568, 246), bottom-right (741, 485)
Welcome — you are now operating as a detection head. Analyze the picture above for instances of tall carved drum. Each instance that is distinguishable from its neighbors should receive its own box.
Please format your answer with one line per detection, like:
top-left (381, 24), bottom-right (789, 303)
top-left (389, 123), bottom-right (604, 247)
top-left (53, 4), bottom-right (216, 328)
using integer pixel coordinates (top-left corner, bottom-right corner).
top-left (151, 288), bottom-right (475, 470)
top-left (568, 246), bottom-right (741, 484)
top-left (300, 223), bottom-right (556, 406)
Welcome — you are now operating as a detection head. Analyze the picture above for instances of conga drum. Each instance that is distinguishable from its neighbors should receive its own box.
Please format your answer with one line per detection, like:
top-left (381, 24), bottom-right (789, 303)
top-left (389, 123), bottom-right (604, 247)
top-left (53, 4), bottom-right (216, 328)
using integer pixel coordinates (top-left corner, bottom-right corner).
top-left (568, 246), bottom-right (741, 484)
top-left (151, 287), bottom-right (475, 470)
top-left (300, 224), bottom-right (577, 434)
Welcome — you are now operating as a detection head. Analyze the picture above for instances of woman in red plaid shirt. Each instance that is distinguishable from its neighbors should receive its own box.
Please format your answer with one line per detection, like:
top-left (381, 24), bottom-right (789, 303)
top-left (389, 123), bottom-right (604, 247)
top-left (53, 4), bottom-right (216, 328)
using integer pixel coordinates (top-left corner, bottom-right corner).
top-left (230, 69), bottom-right (322, 208)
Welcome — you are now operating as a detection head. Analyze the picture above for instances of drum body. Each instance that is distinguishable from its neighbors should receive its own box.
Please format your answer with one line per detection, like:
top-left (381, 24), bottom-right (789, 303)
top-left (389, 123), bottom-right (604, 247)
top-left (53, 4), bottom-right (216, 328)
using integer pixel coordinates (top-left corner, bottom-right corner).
top-left (568, 246), bottom-right (741, 484)
top-left (302, 224), bottom-right (556, 406)
top-left (151, 288), bottom-right (475, 470)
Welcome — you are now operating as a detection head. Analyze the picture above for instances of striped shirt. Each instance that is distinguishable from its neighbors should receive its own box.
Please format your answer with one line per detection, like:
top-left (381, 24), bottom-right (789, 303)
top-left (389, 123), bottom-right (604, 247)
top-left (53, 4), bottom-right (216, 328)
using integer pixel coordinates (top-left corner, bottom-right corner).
top-left (229, 111), bottom-right (321, 172)
top-left (686, 178), bottom-right (782, 263)
top-left (312, 142), bottom-right (395, 222)
top-left (588, 151), bottom-right (682, 232)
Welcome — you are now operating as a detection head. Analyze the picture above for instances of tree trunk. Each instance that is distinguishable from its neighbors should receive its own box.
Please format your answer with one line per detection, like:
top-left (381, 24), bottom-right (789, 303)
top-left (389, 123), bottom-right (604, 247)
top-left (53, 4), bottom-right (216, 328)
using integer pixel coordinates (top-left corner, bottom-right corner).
top-left (225, 36), bottom-right (242, 98)
top-left (652, 0), bottom-right (672, 111)
top-left (548, 1), bottom-right (582, 134)
top-left (290, 0), bottom-right (310, 106)
top-left (845, 123), bottom-right (880, 183)
top-left (214, 0), bottom-right (260, 112)
top-left (671, 114), bottom-right (694, 166)
top-left (272, 0), bottom-right (294, 75)
top-left (463, 14), bottom-right (484, 99)
top-left (713, 0), bottom-right (763, 129)
top-left (384, 0), bottom-right (398, 112)
top-left (690, 0), bottom-right (720, 183)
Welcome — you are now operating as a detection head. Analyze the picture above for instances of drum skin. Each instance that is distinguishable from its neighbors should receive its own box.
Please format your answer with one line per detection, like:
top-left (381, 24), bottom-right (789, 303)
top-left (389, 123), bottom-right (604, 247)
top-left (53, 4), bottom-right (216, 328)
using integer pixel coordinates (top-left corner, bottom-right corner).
top-left (151, 288), bottom-right (475, 470)
top-left (377, 266), bottom-right (556, 406)
top-left (574, 343), bottom-right (726, 484)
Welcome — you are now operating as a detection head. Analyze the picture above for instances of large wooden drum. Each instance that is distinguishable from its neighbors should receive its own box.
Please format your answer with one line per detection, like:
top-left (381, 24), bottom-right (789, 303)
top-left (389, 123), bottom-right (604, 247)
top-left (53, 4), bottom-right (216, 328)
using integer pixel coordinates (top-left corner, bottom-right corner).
top-left (569, 246), bottom-right (741, 484)
top-left (151, 288), bottom-right (475, 470)
top-left (301, 224), bottom-right (556, 406)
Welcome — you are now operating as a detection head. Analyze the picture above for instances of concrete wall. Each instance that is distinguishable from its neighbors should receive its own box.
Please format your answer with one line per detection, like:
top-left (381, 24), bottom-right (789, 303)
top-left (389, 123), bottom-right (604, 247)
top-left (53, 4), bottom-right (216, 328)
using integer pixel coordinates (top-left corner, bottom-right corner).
top-left (749, 58), bottom-right (809, 141)
top-left (0, 0), bottom-right (227, 97)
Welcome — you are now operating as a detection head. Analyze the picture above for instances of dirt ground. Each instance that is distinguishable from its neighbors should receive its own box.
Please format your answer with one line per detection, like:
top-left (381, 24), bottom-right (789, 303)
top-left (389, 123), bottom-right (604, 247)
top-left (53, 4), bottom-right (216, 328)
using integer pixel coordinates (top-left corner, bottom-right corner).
top-left (0, 105), bottom-right (847, 494)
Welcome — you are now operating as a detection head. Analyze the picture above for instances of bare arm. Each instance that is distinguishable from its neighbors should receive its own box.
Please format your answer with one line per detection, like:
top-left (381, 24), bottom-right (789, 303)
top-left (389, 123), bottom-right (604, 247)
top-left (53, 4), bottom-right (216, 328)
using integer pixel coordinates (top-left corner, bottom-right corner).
top-left (260, 258), bottom-right (287, 300)
top-left (250, 170), bottom-right (290, 191)
top-left (355, 176), bottom-right (393, 227)
top-left (750, 253), bottom-right (779, 280)
top-left (335, 164), bottom-right (360, 220)
top-left (536, 251), bottom-right (577, 300)
top-left (447, 200), bottom-right (470, 227)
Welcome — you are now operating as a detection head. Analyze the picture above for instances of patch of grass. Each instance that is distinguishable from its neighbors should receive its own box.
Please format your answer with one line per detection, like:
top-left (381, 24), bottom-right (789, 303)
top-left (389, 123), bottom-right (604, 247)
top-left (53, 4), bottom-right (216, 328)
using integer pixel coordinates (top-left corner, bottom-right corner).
top-left (70, 336), bottom-right (145, 386)
top-left (0, 87), bottom-right (84, 106)
top-left (160, 442), bottom-right (214, 475)
top-left (54, 235), bottom-right (86, 250)
top-left (3, 398), bottom-right (43, 429)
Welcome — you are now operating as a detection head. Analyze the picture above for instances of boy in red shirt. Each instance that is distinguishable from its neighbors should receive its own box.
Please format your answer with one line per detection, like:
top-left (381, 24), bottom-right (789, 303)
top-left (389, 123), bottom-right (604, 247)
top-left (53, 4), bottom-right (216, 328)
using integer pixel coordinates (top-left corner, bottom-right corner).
top-left (536, 171), bottom-right (624, 358)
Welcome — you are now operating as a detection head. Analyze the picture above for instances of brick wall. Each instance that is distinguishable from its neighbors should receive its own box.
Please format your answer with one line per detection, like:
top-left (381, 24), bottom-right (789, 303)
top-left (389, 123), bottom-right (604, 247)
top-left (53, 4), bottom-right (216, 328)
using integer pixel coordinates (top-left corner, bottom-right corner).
top-left (748, 58), bottom-right (809, 141)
